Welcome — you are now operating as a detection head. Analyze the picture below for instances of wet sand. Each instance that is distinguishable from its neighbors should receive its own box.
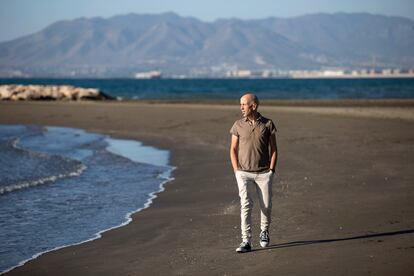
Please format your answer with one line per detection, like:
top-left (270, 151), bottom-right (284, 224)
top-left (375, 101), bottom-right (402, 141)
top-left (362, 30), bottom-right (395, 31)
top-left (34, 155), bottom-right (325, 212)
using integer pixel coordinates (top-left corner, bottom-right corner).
top-left (1, 100), bottom-right (414, 275)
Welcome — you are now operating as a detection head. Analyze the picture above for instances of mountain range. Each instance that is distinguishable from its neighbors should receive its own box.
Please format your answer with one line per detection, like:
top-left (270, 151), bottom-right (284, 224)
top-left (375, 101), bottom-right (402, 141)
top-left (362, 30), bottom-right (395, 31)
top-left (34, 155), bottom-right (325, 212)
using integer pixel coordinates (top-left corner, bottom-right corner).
top-left (0, 12), bottom-right (413, 77)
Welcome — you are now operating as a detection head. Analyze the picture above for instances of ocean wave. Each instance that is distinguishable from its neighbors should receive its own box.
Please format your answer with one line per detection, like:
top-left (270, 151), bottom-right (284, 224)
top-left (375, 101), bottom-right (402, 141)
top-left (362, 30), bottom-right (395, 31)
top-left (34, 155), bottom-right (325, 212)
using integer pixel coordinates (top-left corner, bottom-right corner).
top-left (0, 134), bottom-right (87, 195)
top-left (0, 164), bottom-right (86, 195)
top-left (0, 125), bottom-right (175, 274)
top-left (0, 166), bottom-right (175, 275)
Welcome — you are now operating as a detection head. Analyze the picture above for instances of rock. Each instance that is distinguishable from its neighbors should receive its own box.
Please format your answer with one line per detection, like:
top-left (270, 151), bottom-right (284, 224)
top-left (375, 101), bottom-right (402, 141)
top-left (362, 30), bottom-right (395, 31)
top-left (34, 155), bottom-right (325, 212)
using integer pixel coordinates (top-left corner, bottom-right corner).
top-left (0, 84), bottom-right (114, 101)
top-left (0, 86), bottom-right (14, 100)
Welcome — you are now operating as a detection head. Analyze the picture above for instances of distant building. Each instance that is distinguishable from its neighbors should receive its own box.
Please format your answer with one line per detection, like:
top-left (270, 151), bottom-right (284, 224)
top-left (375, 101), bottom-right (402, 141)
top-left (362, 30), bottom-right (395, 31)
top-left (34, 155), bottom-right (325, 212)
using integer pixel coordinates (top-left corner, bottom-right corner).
top-left (221, 67), bottom-right (414, 79)
top-left (226, 70), bottom-right (252, 78)
top-left (322, 70), bottom-right (345, 77)
top-left (134, 70), bottom-right (162, 79)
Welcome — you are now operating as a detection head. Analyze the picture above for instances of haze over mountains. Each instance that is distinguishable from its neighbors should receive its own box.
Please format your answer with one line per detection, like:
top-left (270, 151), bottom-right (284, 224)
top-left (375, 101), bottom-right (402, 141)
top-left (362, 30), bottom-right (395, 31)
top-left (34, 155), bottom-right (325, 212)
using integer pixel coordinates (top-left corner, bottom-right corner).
top-left (0, 12), bottom-right (413, 77)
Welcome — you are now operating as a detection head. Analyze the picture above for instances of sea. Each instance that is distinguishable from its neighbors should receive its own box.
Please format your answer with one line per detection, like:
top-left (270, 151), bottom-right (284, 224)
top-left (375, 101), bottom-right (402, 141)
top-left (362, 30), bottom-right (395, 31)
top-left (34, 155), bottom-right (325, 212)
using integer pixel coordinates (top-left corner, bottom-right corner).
top-left (0, 125), bottom-right (174, 274)
top-left (0, 77), bottom-right (413, 273)
top-left (1, 78), bottom-right (414, 100)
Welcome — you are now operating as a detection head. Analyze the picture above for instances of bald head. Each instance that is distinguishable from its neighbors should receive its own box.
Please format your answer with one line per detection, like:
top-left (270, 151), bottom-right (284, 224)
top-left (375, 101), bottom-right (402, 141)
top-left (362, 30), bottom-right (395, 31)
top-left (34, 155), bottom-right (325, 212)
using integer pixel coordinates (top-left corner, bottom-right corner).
top-left (240, 93), bottom-right (260, 119)
top-left (241, 93), bottom-right (259, 108)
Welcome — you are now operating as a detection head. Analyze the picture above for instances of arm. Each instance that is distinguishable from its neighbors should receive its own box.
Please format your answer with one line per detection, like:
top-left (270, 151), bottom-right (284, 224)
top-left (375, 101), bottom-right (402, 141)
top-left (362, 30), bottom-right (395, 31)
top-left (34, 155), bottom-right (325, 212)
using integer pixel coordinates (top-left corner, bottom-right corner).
top-left (230, 134), bottom-right (239, 172)
top-left (269, 133), bottom-right (278, 172)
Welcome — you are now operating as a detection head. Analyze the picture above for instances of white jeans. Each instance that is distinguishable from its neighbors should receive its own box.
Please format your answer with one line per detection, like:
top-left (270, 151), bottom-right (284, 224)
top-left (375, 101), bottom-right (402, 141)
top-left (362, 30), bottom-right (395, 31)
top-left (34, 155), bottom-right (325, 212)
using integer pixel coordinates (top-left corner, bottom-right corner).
top-left (235, 170), bottom-right (274, 243)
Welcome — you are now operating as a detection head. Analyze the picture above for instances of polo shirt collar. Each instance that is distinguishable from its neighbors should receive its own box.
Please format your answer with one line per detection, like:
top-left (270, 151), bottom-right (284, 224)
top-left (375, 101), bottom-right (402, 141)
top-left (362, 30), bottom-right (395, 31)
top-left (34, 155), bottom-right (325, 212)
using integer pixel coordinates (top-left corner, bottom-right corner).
top-left (244, 113), bottom-right (263, 123)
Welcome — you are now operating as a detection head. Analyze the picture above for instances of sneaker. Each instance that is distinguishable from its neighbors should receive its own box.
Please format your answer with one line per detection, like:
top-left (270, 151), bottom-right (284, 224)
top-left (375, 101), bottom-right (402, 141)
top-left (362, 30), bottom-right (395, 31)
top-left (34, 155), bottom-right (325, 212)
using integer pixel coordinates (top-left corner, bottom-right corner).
top-left (235, 241), bottom-right (251, 253)
top-left (259, 230), bottom-right (270, 247)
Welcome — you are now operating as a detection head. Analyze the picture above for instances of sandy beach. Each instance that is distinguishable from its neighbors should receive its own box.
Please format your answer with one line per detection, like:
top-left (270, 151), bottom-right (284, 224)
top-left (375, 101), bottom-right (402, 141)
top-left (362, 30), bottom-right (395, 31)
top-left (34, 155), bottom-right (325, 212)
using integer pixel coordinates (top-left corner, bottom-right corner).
top-left (1, 100), bottom-right (414, 275)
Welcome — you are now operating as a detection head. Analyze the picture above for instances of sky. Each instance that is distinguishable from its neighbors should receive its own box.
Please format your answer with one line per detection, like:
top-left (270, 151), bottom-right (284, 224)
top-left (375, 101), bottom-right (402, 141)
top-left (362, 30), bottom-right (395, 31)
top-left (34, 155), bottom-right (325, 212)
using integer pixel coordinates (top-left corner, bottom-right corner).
top-left (1, 0), bottom-right (414, 42)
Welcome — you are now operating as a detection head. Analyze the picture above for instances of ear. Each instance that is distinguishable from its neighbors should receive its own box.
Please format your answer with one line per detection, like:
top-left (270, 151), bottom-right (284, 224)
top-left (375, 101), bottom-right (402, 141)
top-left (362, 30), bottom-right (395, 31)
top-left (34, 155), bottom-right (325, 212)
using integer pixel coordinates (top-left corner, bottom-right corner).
top-left (252, 103), bottom-right (257, 111)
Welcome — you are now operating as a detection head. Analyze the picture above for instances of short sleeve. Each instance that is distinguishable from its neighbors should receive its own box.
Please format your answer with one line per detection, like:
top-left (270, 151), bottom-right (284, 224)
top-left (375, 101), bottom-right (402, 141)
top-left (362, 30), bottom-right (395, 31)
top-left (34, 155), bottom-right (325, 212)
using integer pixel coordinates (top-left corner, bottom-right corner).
top-left (230, 121), bottom-right (239, 136)
top-left (269, 120), bottom-right (277, 135)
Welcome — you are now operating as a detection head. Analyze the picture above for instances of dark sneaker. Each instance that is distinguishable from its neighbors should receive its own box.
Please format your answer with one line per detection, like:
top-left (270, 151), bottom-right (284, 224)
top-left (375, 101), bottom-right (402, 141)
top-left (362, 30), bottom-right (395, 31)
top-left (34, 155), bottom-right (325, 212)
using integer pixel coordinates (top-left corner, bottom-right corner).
top-left (259, 230), bottom-right (270, 247)
top-left (236, 241), bottom-right (251, 253)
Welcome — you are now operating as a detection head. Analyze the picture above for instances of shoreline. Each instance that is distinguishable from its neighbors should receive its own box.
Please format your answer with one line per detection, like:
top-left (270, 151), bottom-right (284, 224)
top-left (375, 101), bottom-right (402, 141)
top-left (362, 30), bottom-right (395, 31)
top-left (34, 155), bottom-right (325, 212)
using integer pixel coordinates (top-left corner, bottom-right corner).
top-left (2, 167), bottom-right (176, 275)
top-left (3, 98), bottom-right (414, 106)
top-left (119, 98), bottom-right (414, 106)
top-left (0, 125), bottom-right (176, 274)
top-left (1, 101), bottom-right (413, 275)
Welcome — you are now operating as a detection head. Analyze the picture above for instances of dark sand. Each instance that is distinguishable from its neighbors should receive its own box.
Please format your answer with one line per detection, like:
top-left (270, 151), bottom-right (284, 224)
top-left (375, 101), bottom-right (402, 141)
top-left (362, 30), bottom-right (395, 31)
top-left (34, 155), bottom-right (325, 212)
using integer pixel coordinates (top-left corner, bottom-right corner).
top-left (1, 101), bottom-right (414, 275)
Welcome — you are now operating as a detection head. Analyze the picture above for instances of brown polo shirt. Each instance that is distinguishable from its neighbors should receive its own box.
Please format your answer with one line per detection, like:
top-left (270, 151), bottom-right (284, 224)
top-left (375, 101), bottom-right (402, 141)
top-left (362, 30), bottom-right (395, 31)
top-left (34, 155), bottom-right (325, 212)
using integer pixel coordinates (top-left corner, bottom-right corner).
top-left (230, 113), bottom-right (277, 172)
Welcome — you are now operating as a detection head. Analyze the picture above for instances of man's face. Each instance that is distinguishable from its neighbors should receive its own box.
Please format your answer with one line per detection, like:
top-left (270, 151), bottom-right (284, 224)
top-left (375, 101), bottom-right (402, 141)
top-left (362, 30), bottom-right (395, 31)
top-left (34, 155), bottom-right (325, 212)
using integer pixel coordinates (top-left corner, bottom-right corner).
top-left (240, 96), bottom-right (255, 117)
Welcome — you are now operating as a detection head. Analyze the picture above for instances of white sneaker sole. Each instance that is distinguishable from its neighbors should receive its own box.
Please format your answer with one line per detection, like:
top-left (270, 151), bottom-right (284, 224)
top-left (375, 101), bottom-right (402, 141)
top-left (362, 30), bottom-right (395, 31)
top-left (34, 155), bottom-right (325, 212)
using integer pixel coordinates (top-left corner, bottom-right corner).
top-left (260, 241), bottom-right (269, 248)
top-left (236, 248), bottom-right (251, 253)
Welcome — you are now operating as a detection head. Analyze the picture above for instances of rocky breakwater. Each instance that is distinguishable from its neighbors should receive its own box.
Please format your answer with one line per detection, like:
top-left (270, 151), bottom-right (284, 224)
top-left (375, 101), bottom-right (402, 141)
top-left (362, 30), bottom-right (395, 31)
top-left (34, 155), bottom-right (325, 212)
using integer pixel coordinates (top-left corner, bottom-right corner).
top-left (0, 85), bottom-right (114, 101)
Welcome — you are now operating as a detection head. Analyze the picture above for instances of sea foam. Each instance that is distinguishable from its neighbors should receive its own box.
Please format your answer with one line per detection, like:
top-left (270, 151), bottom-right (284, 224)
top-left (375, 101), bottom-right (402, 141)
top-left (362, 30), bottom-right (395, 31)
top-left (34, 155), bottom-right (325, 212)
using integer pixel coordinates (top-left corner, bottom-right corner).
top-left (0, 125), bottom-right (174, 274)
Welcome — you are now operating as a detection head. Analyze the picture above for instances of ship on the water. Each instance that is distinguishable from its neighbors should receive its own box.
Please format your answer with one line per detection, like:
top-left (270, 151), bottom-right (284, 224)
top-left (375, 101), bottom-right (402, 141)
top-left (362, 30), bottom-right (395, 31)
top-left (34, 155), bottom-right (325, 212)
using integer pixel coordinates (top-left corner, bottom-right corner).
top-left (134, 70), bottom-right (162, 79)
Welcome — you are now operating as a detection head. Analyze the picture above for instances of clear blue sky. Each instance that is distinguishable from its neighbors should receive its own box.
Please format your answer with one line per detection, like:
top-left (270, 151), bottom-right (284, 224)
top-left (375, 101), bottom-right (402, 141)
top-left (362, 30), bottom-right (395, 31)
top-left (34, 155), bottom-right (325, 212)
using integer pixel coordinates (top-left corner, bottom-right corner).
top-left (1, 0), bottom-right (413, 42)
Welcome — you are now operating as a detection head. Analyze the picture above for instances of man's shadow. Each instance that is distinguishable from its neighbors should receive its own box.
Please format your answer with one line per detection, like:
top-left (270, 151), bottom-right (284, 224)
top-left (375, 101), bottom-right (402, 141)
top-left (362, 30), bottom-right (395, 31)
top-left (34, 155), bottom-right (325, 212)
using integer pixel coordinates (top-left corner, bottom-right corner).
top-left (252, 229), bottom-right (414, 252)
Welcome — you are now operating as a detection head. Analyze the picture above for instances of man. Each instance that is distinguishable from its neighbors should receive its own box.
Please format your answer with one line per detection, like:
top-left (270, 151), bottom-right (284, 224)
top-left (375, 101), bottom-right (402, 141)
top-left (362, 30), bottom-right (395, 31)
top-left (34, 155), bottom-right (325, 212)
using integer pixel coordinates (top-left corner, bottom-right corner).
top-left (230, 93), bottom-right (277, 253)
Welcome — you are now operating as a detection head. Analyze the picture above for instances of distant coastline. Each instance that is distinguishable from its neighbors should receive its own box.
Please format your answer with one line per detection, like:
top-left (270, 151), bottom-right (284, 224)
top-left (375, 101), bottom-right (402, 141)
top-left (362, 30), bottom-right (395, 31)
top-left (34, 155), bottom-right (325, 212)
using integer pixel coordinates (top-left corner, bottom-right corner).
top-left (225, 69), bottom-right (414, 79)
